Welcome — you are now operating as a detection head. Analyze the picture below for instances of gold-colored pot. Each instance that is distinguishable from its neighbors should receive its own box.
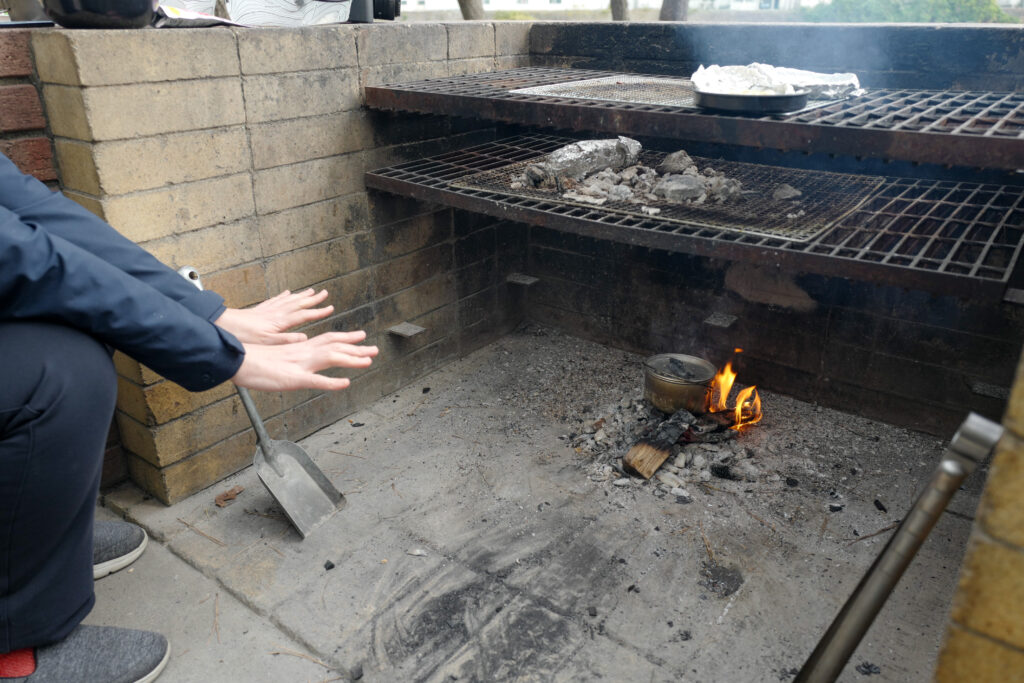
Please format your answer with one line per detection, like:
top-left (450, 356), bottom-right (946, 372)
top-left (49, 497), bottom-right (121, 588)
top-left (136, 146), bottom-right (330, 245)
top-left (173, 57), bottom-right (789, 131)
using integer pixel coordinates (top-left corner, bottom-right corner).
top-left (643, 353), bottom-right (716, 415)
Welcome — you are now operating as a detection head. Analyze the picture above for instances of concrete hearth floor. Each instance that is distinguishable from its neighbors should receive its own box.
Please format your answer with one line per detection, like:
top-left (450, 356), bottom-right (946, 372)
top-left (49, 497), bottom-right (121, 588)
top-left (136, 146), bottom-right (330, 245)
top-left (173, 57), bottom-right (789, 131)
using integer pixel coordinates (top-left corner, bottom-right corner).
top-left (95, 326), bottom-right (986, 683)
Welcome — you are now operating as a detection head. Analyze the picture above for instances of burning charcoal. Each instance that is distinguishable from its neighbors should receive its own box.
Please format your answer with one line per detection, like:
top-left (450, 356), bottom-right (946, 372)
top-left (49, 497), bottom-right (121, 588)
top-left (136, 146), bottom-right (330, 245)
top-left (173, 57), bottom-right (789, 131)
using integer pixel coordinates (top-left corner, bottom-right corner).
top-left (623, 409), bottom-right (695, 479)
top-left (656, 470), bottom-right (684, 488)
top-left (562, 191), bottom-right (607, 206)
top-left (620, 165), bottom-right (642, 184)
top-left (524, 164), bottom-right (550, 186)
top-left (654, 174), bottom-right (706, 203)
top-left (713, 431), bottom-right (738, 443)
top-left (735, 461), bottom-right (760, 481)
top-left (607, 185), bottom-right (634, 202)
top-left (855, 662), bottom-right (881, 676)
top-left (773, 183), bottom-right (803, 200)
top-left (710, 464), bottom-right (740, 481)
top-left (656, 150), bottom-right (696, 175)
top-left (706, 176), bottom-right (744, 203)
top-left (666, 357), bottom-right (702, 381)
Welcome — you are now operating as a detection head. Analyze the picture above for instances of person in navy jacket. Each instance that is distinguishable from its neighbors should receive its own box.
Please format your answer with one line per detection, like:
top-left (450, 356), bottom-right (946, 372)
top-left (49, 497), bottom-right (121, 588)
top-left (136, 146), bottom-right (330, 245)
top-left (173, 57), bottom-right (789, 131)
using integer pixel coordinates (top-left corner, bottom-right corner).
top-left (0, 151), bottom-right (377, 682)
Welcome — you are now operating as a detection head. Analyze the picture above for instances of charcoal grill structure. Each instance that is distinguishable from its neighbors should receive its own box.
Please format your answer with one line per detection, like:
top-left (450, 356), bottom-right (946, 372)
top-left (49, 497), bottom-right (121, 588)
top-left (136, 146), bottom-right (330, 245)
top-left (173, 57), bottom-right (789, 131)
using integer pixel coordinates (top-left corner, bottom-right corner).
top-left (364, 68), bottom-right (1024, 301)
top-left (364, 67), bottom-right (1024, 171)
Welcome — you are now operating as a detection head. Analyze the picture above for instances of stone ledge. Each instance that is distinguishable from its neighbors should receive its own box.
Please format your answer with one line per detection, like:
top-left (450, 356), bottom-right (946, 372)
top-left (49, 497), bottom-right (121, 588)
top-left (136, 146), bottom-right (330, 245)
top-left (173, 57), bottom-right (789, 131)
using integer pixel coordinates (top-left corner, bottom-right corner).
top-left (32, 29), bottom-right (240, 87)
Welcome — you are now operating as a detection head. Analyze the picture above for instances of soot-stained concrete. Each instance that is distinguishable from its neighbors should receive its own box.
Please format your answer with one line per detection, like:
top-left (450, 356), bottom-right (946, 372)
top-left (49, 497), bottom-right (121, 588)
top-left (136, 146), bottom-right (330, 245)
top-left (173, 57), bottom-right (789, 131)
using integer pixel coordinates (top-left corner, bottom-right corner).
top-left (104, 325), bottom-right (984, 682)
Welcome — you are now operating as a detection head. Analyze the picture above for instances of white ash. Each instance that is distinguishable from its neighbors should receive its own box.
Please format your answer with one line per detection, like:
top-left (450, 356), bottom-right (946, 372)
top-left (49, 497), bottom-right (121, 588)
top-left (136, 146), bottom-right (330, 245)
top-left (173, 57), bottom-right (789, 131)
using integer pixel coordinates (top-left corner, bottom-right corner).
top-left (516, 140), bottom-right (745, 207)
top-left (773, 184), bottom-right (803, 201)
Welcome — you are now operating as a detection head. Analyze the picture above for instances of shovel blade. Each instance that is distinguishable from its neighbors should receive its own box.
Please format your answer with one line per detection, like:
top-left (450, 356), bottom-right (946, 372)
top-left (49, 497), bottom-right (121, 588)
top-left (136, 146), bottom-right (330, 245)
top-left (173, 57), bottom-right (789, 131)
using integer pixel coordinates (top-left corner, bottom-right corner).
top-left (254, 440), bottom-right (345, 538)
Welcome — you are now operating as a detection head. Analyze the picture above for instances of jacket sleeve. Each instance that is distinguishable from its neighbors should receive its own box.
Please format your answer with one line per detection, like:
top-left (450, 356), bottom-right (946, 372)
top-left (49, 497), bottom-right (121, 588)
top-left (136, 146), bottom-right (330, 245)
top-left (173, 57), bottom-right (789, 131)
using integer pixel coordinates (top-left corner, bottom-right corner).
top-left (0, 204), bottom-right (244, 392)
top-left (0, 153), bottom-right (227, 322)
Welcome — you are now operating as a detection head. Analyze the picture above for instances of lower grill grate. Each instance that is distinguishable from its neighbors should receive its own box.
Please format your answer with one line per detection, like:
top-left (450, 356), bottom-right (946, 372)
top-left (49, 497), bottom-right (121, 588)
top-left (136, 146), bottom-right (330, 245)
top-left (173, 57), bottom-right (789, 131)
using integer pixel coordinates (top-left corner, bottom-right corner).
top-left (367, 134), bottom-right (1024, 299)
top-left (453, 150), bottom-right (884, 243)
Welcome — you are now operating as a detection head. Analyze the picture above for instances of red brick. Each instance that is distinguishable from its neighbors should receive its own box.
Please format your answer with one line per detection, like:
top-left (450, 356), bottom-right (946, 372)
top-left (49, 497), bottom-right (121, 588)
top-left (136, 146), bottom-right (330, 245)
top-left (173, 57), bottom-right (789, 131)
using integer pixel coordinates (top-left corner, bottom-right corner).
top-left (0, 31), bottom-right (33, 78)
top-left (0, 137), bottom-right (56, 181)
top-left (0, 84), bottom-right (45, 133)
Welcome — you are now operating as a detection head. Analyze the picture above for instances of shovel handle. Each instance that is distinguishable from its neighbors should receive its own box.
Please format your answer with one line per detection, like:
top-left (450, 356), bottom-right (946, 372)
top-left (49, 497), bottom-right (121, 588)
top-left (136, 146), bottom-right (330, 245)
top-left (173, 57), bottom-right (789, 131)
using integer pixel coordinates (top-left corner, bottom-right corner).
top-left (795, 412), bottom-right (1004, 683)
top-left (177, 266), bottom-right (279, 462)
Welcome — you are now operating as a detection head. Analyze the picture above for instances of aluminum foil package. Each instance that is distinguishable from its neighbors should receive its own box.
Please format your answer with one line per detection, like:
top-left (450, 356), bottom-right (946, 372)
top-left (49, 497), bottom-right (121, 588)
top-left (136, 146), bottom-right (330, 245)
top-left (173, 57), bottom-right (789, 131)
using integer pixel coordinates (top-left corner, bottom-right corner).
top-left (525, 136), bottom-right (642, 186)
top-left (691, 63), bottom-right (862, 100)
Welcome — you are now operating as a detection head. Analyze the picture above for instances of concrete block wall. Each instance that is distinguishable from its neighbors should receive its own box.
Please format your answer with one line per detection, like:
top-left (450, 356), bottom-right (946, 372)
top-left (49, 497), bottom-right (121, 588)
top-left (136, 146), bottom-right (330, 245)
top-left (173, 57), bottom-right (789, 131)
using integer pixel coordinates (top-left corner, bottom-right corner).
top-left (30, 22), bottom-right (532, 504)
top-left (935, 354), bottom-right (1024, 681)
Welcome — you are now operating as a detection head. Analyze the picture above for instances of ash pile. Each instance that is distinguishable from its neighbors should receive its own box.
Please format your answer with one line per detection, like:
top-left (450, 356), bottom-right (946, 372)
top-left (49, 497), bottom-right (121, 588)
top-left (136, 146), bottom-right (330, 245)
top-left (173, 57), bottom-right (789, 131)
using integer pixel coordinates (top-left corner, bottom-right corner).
top-left (511, 137), bottom-right (799, 214)
top-left (568, 398), bottom-right (773, 502)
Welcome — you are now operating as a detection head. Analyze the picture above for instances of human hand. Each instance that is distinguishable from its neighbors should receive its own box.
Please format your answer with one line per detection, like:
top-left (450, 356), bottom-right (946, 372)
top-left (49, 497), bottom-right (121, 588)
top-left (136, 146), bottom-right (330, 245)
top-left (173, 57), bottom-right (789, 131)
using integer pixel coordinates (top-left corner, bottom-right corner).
top-left (231, 330), bottom-right (378, 392)
top-left (215, 289), bottom-right (334, 345)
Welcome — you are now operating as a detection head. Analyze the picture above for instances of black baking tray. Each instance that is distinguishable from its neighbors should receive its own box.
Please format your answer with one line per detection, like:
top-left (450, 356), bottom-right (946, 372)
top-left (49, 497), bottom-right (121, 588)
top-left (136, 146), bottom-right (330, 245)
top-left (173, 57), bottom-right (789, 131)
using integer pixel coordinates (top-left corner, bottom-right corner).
top-left (694, 89), bottom-right (810, 114)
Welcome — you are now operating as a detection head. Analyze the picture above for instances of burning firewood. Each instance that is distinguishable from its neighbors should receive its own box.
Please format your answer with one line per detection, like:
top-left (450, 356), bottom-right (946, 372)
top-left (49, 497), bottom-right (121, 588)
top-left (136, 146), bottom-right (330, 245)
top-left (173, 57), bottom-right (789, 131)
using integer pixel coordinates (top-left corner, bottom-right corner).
top-left (623, 409), bottom-right (695, 479)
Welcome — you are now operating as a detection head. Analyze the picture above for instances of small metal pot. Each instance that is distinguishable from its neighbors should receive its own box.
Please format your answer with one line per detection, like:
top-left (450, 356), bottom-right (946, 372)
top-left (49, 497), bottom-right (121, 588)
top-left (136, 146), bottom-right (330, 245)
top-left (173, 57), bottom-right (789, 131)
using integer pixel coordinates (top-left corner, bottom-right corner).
top-left (643, 353), bottom-right (716, 415)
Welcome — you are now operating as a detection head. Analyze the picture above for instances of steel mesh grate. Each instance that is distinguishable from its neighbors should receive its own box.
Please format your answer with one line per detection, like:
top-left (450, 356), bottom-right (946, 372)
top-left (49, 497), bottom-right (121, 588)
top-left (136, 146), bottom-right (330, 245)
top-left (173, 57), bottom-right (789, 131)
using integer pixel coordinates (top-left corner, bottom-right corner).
top-left (367, 134), bottom-right (1024, 298)
top-left (509, 75), bottom-right (835, 113)
top-left (452, 150), bottom-right (884, 242)
top-left (511, 75), bottom-right (701, 108)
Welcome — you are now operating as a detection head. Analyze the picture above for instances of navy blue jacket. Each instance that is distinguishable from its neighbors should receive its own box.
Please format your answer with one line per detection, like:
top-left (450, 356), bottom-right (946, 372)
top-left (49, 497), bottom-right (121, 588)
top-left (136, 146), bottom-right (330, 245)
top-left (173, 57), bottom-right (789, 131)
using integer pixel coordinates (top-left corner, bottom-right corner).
top-left (0, 153), bottom-right (244, 392)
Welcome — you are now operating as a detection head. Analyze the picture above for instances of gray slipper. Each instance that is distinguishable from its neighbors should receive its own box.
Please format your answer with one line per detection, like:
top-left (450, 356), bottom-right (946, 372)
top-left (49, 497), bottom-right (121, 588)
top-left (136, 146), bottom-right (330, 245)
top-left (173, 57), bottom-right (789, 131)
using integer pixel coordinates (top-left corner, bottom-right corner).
top-left (93, 521), bottom-right (148, 580)
top-left (7, 625), bottom-right (169, 683)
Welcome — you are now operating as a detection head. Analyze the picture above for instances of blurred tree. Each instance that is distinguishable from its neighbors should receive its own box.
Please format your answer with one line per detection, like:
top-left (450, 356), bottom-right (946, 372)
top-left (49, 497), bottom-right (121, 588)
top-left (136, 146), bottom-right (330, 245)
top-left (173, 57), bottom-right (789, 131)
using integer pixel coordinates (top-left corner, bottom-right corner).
top-left (802, 0), bottom-right (1015, 23)
top-left (458, 0), bottom-right (485, 19)
top-left (659, 0), bottom-right (688, 21)
top-left (611, 0), bottom-right (629, 20)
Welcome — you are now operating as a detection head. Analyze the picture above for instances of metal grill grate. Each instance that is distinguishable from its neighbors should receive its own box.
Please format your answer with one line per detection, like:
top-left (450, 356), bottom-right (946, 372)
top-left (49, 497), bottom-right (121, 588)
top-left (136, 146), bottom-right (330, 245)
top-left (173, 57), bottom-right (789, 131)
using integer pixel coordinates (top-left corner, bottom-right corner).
top-left (509, 74), bottom-right (835, 113)
top-left (366, 134), bottom-right (1024, 299)
top-left (789, 89), bottom-right (1024, 137)
top-left (364, 67), bottom-right (1024, 170)
top-left (511, 75), bottom-right (702, 108)
top-left (453, 150), bottom-right (884, 243)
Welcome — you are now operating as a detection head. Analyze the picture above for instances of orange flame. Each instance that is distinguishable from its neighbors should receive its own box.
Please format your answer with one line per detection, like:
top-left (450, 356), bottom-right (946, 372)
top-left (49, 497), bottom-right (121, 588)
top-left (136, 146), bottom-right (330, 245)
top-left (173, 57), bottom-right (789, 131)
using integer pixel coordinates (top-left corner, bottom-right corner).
top-left (707, 350), bottom-right (763, 431)
top-left (732, 385), bottom-right (762, 430)
top-left (709, 361), bottom-right (737, 413)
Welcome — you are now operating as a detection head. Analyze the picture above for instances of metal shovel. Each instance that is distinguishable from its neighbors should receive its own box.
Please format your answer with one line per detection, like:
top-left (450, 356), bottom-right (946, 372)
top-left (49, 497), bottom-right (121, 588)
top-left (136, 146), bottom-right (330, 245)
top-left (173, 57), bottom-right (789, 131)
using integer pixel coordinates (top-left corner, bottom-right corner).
top-left (178, 267), bottom-right (345, 538)
top-left (795, 412), bottom-right (1004, 682)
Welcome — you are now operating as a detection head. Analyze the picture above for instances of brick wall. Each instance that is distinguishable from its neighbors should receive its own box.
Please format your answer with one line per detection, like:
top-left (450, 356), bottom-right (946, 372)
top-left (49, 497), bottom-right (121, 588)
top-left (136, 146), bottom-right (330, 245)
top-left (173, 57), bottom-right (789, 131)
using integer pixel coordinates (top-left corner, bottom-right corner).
top-left (0, 29), bottom-right (54, 181)
top-left (935, 356), bottom-right (1024, 681)
top-left (30, 23), bottom-right (533, 503)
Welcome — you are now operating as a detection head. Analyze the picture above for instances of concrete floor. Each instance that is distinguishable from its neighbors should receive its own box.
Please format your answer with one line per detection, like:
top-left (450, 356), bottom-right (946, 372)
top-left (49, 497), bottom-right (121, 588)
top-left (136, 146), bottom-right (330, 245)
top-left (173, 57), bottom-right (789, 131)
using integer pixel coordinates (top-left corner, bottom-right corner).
top-left (96, 326), bottom-right (985, 682)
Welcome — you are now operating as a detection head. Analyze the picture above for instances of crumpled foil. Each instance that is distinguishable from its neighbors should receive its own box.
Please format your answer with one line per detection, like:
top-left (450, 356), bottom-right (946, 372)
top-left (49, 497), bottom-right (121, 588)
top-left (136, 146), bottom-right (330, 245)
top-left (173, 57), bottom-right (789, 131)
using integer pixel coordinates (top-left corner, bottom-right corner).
top-left (691, 63), bottom-right (862, 100)
top-left (530, 136), bottom-right (642, 182)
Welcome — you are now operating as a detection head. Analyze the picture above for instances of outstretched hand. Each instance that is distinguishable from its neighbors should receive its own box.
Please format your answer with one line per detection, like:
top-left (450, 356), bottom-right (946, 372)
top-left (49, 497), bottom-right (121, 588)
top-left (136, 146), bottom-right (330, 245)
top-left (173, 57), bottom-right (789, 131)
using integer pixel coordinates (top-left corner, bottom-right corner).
top-left (216, 289), bottom-right (334, 345)
top-left (231, 330), bottom-right (378, 392)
